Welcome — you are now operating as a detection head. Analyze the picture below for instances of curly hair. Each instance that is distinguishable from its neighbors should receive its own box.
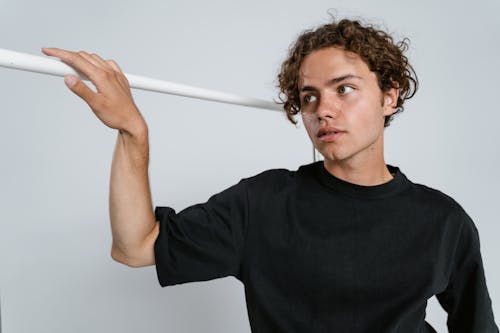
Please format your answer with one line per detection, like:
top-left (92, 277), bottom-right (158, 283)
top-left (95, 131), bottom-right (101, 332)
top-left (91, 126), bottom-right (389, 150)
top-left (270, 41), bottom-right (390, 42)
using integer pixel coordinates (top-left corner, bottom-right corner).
top-left (277, 17), bottom-right (418, 127)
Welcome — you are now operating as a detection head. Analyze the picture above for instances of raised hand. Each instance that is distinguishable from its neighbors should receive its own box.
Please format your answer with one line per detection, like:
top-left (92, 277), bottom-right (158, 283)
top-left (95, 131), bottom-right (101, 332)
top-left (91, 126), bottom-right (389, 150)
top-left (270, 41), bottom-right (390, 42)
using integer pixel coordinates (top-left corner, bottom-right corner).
top-left (41, 48), bottom-right (147, 134)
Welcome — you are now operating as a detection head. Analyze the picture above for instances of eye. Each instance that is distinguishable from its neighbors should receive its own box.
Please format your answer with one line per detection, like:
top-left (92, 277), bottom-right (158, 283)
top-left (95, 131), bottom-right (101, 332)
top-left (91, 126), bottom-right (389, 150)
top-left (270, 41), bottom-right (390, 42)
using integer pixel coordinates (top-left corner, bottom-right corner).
top-left (302, 94), bottom-right (317, 104)
top-left (337, 85), bottom-right (354, 94)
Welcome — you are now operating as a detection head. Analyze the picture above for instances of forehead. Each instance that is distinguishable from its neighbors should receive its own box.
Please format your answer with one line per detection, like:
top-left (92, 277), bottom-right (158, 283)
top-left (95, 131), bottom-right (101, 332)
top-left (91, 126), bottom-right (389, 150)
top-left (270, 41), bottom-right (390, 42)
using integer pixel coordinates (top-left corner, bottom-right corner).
top-left (298, 47), bottom-right (372, 86)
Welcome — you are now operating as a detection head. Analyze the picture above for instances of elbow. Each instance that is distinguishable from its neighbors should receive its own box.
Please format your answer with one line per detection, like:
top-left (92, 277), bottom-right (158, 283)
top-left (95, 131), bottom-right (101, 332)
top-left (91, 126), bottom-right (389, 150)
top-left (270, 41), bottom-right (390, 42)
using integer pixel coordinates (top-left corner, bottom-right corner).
top-left (110, 224), bottom-right (158, 268)
top-left (111, 246), bottom-right (147, 268)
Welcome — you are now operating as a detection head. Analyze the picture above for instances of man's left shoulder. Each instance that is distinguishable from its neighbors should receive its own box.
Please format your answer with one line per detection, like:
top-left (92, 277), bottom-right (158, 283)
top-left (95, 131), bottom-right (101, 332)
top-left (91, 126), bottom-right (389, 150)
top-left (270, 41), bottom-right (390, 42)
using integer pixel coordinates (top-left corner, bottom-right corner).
top-left (409, 181), bottom-right (469, 219)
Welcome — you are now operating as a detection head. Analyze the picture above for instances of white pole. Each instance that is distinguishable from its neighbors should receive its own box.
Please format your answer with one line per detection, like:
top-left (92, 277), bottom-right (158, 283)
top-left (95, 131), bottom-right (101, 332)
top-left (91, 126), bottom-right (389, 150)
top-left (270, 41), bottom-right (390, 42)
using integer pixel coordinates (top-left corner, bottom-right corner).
top-left (0, 48), bottom-right (282, 112)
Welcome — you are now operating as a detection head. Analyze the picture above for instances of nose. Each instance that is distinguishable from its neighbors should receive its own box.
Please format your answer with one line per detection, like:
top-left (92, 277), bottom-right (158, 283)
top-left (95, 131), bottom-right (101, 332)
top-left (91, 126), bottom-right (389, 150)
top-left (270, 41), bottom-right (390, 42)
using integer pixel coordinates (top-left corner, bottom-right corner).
top-left (316, 93), bottom-right (340, 122)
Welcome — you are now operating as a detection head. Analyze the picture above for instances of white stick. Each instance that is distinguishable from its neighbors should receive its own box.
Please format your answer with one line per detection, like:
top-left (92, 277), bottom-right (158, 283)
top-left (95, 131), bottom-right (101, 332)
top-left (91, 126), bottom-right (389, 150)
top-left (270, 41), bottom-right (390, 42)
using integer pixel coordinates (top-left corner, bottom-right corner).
top-left (0, 48), bottom-right (282, 112)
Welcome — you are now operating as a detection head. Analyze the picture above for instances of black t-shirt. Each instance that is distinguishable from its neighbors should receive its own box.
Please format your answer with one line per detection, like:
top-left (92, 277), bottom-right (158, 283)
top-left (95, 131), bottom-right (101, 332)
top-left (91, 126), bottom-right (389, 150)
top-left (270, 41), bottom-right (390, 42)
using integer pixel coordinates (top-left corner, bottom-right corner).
top-left (154, 162), bottom-right (499, 332)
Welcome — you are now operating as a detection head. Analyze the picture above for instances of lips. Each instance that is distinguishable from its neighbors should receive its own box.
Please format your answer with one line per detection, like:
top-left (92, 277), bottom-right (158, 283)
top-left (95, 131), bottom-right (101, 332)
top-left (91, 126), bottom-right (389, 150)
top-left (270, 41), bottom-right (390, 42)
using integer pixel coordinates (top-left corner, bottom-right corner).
top-left (317, 126), bottom-right (346, 138)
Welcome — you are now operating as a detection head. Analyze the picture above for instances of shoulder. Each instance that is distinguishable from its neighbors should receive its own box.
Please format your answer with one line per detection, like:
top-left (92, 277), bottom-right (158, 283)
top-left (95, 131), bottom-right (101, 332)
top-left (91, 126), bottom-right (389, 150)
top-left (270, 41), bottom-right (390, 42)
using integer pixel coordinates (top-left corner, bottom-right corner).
top-left (411, 182), bottom-right (460, 209)
top-left (409, 181), bottom-right (473, 228)
top-left (239, 162), bottom-right (317, 192)
top-left (241, 167), bottom-right (296, 189)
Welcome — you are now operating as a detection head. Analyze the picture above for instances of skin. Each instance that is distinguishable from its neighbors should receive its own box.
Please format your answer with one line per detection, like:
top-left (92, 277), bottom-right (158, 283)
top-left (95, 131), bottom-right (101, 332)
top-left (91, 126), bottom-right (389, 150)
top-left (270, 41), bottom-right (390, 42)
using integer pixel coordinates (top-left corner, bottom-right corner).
top-left (38, 45), bottom-right (400, 267)
top-left (298, 47), bottom-right (400, 186)
top-left (41, 47), bottom-right (158, 267)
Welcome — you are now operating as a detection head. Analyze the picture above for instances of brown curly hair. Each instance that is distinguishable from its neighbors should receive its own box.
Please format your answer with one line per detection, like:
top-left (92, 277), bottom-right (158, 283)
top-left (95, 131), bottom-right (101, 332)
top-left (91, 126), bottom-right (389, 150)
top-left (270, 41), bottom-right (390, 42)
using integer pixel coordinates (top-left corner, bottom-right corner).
top-left (277, 17), bottom-right (418, 126)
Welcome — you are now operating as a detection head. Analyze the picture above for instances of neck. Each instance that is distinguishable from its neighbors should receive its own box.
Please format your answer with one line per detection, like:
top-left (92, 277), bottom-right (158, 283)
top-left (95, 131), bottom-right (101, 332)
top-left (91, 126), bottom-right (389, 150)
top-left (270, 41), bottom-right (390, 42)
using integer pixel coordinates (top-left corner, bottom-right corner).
top-left (323, 150), bottom-right (393, 186)
top-left (323, 160), bottom-right (393, 186)
top-left (321, 128), bottom-right (395, 186)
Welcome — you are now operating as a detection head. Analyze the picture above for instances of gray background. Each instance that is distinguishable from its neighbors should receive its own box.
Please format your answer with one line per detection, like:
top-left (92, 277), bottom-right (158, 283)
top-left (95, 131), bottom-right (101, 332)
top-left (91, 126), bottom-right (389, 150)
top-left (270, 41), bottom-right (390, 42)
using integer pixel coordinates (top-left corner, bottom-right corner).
top-left (1, 0), bottom-right (499, 332)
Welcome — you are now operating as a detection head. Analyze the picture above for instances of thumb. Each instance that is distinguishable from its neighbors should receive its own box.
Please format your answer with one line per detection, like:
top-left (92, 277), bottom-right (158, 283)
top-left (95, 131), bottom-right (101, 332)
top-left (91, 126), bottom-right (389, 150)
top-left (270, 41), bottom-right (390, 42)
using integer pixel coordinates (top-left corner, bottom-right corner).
top-left (64, 75), bottom-right (96, 106)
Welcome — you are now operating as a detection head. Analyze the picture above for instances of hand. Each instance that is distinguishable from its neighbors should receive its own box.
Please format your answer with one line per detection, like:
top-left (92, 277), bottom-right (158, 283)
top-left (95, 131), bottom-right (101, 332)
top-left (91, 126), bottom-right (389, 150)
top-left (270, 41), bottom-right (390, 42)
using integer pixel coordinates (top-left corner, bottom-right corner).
top-left (41, 48), bottom-right (147, 134)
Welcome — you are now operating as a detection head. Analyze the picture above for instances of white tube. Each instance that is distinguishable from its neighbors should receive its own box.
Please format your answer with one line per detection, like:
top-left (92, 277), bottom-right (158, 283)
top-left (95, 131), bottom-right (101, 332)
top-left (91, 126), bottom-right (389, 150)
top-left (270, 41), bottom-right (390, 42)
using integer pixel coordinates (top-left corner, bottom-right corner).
top-left (0, 48), bottom-right (282, 112)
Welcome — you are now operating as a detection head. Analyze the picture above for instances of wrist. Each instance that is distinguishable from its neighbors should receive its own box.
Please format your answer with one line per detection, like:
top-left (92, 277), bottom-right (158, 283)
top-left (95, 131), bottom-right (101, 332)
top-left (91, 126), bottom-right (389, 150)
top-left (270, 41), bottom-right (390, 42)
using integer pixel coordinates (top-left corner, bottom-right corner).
top-left (119, 115), bottom-right (149, 142)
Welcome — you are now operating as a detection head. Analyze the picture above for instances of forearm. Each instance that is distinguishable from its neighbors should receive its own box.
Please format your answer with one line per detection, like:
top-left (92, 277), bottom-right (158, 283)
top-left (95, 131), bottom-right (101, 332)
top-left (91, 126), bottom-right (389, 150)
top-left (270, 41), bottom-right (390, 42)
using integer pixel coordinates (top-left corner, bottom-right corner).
top-left (39, 48), bottom-right (160, 266)
top-left (109, 122), bottom-right (157, 265)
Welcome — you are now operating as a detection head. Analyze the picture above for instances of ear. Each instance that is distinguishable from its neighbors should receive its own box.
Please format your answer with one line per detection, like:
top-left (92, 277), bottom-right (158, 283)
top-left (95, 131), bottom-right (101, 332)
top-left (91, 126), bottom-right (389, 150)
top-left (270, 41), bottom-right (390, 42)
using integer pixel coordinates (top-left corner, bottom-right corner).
top-left (382, 86), bottom-right (400, 116)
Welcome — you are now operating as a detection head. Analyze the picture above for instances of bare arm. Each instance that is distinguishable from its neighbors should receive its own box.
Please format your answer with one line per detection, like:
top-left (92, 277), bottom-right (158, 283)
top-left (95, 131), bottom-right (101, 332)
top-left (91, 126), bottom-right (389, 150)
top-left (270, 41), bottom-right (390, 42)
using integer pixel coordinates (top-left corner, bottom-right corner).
top-left (41, 47), bottom-right (159, 267)
top-left (109, 125), bottom-right (159, 267)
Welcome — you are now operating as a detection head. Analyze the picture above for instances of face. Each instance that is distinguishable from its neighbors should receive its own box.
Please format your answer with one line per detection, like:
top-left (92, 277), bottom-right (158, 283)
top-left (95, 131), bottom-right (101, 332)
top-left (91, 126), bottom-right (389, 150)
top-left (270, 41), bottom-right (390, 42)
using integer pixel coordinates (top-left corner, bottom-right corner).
top-left (298, 47), bottom-right (398, 166)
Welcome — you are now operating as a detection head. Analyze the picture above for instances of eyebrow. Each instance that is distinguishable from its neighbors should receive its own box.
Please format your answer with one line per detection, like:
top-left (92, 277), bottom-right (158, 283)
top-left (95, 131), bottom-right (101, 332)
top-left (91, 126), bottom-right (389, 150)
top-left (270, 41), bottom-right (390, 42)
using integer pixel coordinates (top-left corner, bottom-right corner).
top-left (299, 74), bottom-right (362, 92)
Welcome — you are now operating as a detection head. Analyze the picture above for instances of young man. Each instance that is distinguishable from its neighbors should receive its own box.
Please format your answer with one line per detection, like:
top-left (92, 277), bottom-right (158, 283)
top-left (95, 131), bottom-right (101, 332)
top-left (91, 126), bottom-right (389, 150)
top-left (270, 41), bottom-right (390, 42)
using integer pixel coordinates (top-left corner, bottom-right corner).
top-left (42, 17), bottom-right (498, 333)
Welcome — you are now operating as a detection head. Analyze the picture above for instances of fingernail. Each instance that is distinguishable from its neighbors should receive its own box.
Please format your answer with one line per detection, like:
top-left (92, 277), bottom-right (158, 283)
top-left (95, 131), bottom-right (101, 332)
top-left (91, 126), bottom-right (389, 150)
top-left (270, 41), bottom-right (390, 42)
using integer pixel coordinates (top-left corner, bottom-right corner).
top-left (64, 75), bottom-right (78, 87)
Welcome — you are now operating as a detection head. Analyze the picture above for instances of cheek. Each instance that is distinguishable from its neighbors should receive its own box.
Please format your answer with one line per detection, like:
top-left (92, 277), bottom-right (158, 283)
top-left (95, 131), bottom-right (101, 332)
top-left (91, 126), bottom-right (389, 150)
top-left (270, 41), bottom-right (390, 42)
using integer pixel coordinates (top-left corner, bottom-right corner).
top-left (347, 98), bottom-right (385, 133)
top-left (301, 114), bottom-right (316, 136)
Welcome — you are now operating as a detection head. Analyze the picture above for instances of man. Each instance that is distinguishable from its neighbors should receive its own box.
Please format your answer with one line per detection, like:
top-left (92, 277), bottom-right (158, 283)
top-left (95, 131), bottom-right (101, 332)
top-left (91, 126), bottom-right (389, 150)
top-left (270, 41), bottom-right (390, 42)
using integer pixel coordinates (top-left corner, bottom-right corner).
top-left (42, 17), bottom-right (498, 333)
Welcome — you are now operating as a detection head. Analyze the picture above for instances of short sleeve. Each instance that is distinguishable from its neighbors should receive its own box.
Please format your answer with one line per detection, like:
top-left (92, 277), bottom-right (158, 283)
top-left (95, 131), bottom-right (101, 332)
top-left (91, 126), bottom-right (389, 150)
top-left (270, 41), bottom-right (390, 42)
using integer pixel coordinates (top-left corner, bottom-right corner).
top-left (153, 179), bottom-right (248, 287)
top-left (436, 210), bottom-right (499, 332)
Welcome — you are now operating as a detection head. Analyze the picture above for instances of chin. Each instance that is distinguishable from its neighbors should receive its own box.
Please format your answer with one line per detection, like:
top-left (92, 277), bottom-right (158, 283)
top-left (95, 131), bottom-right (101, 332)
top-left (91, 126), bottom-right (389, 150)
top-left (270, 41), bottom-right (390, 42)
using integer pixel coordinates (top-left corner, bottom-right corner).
top-left (316, 138), bottom-right (378, 164)
top-left (317, 148), bottom-right (352, 163)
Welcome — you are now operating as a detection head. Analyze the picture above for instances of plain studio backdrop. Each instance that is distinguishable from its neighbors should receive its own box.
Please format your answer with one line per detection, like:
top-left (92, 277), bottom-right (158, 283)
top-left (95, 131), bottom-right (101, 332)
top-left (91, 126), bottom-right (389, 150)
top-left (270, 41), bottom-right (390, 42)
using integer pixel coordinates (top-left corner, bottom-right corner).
top-left (0, 0), bottom-right (499, 332)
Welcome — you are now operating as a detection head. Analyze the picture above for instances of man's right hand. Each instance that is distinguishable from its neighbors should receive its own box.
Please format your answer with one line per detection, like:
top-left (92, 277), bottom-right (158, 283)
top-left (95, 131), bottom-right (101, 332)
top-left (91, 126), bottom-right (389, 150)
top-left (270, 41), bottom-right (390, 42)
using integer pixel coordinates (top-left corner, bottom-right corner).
top-left (41, 48), bottom-right (146, 135)
top-left (42, 47), bottom-right (158, 267)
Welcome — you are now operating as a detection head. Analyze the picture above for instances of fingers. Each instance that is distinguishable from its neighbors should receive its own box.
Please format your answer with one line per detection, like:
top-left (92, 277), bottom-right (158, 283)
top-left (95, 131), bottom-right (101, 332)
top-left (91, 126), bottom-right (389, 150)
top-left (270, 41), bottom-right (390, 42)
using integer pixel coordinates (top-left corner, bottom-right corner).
top-left (42, 47), bottom-right (139, 131)
top-left (106, 59), bottom-right (130, 87)
top-left (43, 47), bottom-right (130, 92)
top-left (83, 52), bottom-right (122, 74)
top-left (78, 51), bottom-right (107, 69)
top-left (78, 51), bottom-right (129, 88)
top-left (65, 49), bottom-right (129, 89)
top-left (79, 51), bottom-right (130, 88)
top-left (63, 74), bottom-right (98, 106)
top-left (42, 48), bottom-right (102, 83)
top-left (106, 59), bottom-right (122, 73)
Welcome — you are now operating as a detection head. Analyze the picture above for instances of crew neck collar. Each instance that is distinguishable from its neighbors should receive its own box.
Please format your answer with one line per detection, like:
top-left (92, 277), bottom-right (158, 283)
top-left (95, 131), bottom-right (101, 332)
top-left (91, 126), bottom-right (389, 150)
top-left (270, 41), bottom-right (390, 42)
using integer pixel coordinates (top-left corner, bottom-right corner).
top-left (313, 161), bottom-right (411, 199)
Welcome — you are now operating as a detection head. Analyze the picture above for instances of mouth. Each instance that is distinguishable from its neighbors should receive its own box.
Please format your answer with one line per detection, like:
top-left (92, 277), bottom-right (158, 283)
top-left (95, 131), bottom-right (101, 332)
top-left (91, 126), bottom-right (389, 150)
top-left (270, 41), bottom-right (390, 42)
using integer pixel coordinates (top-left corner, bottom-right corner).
top-left (318, 132), bottom-right (344, 142)
top-left (317, 127), bottom-right (345, 138)
top-left (319, 130), bottom-right (339, 137)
